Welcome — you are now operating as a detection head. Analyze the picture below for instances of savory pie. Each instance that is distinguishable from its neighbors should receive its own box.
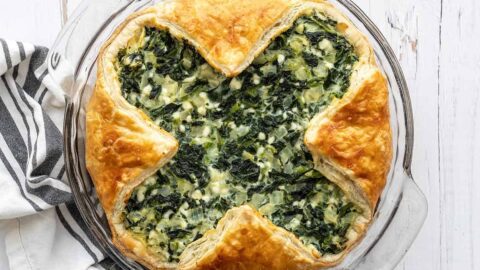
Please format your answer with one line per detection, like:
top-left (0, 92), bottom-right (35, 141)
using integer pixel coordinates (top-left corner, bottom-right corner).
top-left (85, 0), bottom-right (392, 269)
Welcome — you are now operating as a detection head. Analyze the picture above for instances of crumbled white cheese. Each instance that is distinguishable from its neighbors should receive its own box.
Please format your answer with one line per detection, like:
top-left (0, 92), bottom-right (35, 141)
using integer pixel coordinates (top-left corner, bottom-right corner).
top-left (191, 190), bottom-right (202, 200)
top-left (202, 126), bottom-right (211, 137)
top-left (179, 125), bottom-right (186, 133)
top-left (197, 106), bottom-right (207, 116)
top-left (229, 77), bottom-right (242, 90)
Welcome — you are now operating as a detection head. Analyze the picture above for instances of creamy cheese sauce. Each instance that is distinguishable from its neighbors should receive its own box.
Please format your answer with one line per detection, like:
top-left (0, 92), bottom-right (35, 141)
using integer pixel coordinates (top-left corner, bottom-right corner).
top-left (117, 10), bottom-right (360, 262)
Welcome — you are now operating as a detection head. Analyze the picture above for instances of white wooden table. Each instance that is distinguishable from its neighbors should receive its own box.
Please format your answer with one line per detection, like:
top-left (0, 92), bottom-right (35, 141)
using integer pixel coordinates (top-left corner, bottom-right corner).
top-left (0, 0), bottom-right (478, 269)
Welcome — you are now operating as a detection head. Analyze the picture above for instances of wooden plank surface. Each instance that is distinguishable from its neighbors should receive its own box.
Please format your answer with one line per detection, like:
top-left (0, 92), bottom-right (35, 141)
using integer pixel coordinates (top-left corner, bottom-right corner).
top-left (438, 0), bottom-right (480, 269)
top-left (355, 1), bottom-right (442, 269)
top-left (0, 0), bottom-right (62, 47)
top-left (1, 0), bottom-right (479, 269)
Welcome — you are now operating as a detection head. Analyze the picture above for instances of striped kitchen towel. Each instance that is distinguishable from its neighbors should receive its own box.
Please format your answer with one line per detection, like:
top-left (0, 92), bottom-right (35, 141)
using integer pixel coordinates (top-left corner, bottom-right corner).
top-left (0, 40), bottom-right (118, 270)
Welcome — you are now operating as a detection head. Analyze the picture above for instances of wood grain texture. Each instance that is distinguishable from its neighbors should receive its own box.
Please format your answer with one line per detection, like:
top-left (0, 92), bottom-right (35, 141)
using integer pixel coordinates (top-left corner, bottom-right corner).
top-left (354, 1), bottom-right (443, 269)
top-left (0, 0), bottom-right (62, 47)
top-left (62, 0), bottom-right (82, 23)
top-left (438, 0), bottom-right (480, 269)
top-left (1, 0), bottom-right (479, 269)
top-left (356, 0), bottom-right (479, 269)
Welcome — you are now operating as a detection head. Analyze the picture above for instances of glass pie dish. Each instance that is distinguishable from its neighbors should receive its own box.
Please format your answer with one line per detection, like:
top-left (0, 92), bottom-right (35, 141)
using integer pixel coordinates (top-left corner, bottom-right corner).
top-left (47, 0), bottom-right (428, 269)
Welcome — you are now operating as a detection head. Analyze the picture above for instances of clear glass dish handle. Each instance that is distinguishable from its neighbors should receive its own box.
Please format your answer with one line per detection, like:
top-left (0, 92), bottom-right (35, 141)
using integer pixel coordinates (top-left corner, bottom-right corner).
top-left (47, 0), bottom-right (150, 98)
top-left (356, 173), bottom-right (427, 270)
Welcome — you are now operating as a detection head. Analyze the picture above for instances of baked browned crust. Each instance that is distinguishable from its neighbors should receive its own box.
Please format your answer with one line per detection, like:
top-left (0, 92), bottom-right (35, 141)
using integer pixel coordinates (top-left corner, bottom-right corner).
top-left (86, 8), bottom-right (179, 269)
top-left (85, 0), bottom-right (392, 269)
top-left (154, 0), bottom-right (293, 76)
top-left (86, 78), bottom-right (178, 214)
top-left (305, 68), bottom-right (392, 211)
top-left (179, 205), bottom-right (324, 270)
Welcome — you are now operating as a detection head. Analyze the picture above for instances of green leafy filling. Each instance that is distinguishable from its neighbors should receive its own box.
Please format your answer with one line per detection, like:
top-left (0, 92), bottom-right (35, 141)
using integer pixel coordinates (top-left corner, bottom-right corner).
top-left (118, 10), bottom-right (360, 262)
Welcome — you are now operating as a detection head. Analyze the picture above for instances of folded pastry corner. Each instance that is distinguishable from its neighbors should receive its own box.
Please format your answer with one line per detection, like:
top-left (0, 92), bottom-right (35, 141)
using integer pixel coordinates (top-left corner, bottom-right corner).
top-left (178, 205), bottom-right (321, 270)
top-left (86, 19), bottom-right (179, 268)
top-left (305, 66), bottom-right (392, 217)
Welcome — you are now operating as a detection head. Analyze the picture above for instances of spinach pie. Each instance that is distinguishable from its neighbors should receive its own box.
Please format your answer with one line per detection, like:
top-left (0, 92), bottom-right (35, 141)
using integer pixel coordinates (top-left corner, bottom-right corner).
top-left (86, 0), bottom-right (392, 269)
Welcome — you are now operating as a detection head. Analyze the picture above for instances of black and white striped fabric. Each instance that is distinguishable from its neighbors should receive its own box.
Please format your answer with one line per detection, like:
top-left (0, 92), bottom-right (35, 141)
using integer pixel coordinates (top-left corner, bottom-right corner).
top-left (0, 39), bottom-right (118, 270)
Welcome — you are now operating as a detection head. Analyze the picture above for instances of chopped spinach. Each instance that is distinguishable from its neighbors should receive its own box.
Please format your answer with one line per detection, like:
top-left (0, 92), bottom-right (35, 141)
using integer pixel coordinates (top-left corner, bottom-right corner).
top-left (118, 10), bottom-right (360, 262)
top-left (230, 158), bottom-right (260, 181)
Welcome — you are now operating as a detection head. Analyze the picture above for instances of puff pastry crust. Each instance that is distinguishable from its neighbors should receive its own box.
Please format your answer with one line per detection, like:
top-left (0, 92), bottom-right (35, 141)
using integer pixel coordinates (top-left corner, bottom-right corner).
top-left (85, 0), bottom-right (392, 269)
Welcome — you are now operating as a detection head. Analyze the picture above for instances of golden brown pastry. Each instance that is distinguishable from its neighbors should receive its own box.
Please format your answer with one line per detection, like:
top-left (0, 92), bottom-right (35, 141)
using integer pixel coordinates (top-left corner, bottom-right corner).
top-left (85, 0), bottom-right (392, 269)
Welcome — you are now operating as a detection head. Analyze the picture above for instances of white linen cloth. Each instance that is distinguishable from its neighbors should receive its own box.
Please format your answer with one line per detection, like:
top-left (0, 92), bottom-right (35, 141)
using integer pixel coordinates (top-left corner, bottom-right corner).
top-left (0, 39), bottom-right (118, 270)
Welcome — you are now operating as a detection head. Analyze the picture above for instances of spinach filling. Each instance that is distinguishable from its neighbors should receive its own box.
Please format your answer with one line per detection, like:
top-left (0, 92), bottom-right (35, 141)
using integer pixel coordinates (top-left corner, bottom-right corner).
top-left (118, 10), bottom-right (360, 262)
